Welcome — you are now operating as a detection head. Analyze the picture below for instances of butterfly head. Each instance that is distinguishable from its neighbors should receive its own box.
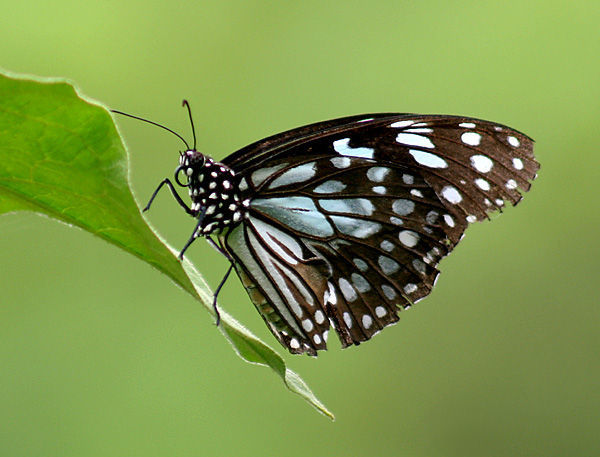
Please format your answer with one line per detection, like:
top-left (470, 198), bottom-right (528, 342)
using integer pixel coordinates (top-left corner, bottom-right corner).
top-left (175, 149), bottom-right (205, 186)
top-left (111, 102), bottom-right (249, 240)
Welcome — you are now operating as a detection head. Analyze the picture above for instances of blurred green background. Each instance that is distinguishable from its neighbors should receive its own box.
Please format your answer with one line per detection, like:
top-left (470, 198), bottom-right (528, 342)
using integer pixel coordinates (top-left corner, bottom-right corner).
top-left (1, 1), bottom-right (598, 456)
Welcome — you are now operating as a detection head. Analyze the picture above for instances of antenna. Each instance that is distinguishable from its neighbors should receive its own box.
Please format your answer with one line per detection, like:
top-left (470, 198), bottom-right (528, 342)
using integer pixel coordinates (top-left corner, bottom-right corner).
top-left (111, 109), bottom-right (191, 150)
top-left (182, 100), bottom-right (197, 150)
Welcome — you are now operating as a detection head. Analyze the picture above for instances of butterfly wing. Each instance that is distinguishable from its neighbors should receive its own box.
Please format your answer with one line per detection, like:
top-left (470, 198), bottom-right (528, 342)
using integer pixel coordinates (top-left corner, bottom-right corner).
top-left (220, 114), bottom-right (538, 355)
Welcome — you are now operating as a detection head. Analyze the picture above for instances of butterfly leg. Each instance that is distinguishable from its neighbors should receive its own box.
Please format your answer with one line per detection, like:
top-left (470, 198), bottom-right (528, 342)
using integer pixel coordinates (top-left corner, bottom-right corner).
top-left (206, 237), bottom-right (236, 326)
top-left (144, 178), bottom-right (194, 215)
top-left (210, 263), bottom-right (234, 326)
top-left (178, 206), bottom-right (208, 260)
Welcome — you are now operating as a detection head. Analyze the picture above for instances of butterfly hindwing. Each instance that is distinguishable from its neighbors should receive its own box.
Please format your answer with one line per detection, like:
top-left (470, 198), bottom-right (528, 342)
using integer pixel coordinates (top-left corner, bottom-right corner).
top-left (223, 217), bottom-right (333, 355)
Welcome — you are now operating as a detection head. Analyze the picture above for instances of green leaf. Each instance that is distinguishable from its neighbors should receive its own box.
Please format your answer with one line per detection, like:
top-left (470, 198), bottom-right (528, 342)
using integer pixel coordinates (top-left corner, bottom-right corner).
top-left (0, 71), bottom-right (334, 420)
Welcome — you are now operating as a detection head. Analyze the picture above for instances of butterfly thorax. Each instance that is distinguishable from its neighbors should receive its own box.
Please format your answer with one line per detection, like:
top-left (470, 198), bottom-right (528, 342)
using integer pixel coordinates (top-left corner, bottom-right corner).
top-left (178, 150), bottom-right (249, 236)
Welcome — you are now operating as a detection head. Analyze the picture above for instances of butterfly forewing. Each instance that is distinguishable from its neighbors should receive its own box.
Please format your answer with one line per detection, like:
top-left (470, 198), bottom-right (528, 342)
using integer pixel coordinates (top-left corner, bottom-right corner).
top-left (217, 114), bottom-right (538, 355)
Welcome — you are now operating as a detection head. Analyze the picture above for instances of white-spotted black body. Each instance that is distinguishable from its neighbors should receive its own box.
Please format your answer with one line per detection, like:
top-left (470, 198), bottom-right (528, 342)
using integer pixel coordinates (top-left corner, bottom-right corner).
top-left (177, 150), bottom-right (248, 237)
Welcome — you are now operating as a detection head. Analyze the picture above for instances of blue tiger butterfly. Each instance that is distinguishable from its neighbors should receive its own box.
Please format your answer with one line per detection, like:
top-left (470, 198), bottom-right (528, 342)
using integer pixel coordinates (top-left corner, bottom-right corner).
top-left (113, 102), bottom-right (538, 356)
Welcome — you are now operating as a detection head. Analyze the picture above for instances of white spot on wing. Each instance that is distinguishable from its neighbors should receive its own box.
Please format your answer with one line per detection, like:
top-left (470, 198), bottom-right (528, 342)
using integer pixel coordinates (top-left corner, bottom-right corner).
top-left (351, 273), bottom-right (371, 293)
top-left (302, 319), bottom-right (314, 332)
top-left (331, 215), bottom-right (381, 238)
top-left (404, 283), bottom-right (417, 294)
top-left (353, 258), bottom-right (369, 272)
top-left (412, 259), bottom-right (426, 274)
top-left (461, 131), bottom-right (482, 146)
top-left (382, 284), bottom-right (397, 300)
top-left (512, 158), bottom-right (524, 170)
top-left (408, 150), bottom-right (448, 168)
top-left (507, 136), bottom-right (520, 147)
top-left (315, 310), bottom-right (325, 324)
top-left (470, 155), bottom-right (493, 173)
top-left (320, 198), bottom-right (375, 216)
top-left (426, 211), bottom-right (439, 224)
top-left (475, 178), bottom-right (491, 191)
top-left (399, 230), bottom-right (419, 247)
top-left (333, 138), bottom-right (375, 159)
top-left (325, 281), bottom-right (337, 305)
top-left (339, 278), bottom-right (358, 302)
top-left (343, 312), bottom-right (353, 328)
top-left (390, 120), bottom-right (415, 128)
top-left (396, 133), bottom-right (435, 149)
top-left (405, 127), bottom-right (433, 133)
top-left (459, 122), bottom-right (476, 128)
top-left (375, 306), bottom-right (387, 317)
top-left (362, 314), bottom-right (373, 329)
top-left (378, 256), bottom-right (400, 274)
top-left (330, 157), bottom-right (351, 168)
top-left (314, 180), bottom-right (346, 194)
top-left (380, 240), bottom-right (395, 252)
top-left (392, 199), bottom-right (415, 216)
top-left (506, 179), bottom-right (518, 190)
top-left (366, 167), bottom-right (390, 182)
top-left (268, 162), bottom-right (317, 189)
top-left (441, 186), bottom-right (462, 204)
top-left (402, 174), bottom-right (414, 185)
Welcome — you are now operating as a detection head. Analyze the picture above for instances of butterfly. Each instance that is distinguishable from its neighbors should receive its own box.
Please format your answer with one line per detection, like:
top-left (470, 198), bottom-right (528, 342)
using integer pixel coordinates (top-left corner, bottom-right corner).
top-left (113, 102), bottom-right (539, 356)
